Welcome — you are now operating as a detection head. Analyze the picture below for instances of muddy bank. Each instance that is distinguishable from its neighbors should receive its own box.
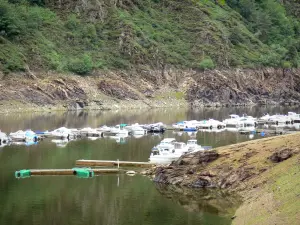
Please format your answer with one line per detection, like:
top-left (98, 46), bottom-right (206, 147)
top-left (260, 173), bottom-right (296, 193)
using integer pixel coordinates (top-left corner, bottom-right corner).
top-left (147, 133), bottom-right (300, 224)
top-left (0, 68), bottom-right (300, 112)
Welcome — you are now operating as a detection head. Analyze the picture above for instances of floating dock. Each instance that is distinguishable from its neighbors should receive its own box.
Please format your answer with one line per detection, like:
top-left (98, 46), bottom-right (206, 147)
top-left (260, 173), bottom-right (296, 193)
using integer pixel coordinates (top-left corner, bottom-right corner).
top-left (76, 160), bottom-right (155, 168)
top-left (16, 168), bottom-right (119, 177)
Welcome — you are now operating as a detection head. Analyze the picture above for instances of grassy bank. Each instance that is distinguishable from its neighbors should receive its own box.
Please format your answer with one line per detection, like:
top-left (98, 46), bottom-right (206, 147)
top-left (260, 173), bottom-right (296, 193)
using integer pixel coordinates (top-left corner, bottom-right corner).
top-left (226, 134), bottom-right (300, 225)
top-left (206, 134), bottom-right (300, 224)
top-left (151, 133), bottom-right (300, 224)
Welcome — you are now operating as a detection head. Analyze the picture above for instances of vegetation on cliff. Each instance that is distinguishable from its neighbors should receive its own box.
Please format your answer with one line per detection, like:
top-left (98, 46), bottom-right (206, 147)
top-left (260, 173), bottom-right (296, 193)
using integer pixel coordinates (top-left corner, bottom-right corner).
top-left (0, 0), bottom-right (300, 74)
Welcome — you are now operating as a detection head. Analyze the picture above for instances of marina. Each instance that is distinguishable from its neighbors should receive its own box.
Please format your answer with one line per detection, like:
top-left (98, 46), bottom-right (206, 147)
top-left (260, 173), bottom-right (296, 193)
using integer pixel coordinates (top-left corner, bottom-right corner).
top-left (1, 111), bottom-right (300, 148)
top-left (1, 106), bottom-right (300, 225)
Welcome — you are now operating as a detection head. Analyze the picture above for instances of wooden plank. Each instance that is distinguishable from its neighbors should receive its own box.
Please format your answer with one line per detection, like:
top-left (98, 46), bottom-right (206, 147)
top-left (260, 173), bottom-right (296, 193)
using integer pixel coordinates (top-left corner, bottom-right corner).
top-left (29, 168), bottom-right (120, 176)
top-left (76, 160), bottom-right (155, 168)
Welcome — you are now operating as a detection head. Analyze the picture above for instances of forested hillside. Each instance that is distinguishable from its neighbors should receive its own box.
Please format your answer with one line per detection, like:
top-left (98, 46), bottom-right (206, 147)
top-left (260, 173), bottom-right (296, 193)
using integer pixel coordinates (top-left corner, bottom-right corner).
top-left (0, 0), bottom-right (300, 74)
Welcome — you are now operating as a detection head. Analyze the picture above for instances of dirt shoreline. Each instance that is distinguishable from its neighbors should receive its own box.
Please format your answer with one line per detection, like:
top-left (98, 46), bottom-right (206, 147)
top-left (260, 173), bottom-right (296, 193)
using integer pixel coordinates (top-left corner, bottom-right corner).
top-left (147, 133), bottom-right (300, 224)
top-left (1, 67), bottom-right (300, 113)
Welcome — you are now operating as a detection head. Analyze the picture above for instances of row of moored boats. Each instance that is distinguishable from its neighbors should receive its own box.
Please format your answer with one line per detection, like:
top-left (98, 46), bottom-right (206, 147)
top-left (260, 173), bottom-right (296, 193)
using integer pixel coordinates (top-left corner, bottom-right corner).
top-left (1, 112), bottom-right (299, 148)
top-left (0, 122), bottom-right (166, 147)
top-left (172, 112), bottom-right (300, 130)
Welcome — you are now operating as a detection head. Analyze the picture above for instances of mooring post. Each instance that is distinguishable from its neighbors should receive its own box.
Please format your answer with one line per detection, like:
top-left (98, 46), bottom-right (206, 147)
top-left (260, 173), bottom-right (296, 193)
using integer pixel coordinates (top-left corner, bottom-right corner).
top-left (117, 159), bottom-right (119, 169)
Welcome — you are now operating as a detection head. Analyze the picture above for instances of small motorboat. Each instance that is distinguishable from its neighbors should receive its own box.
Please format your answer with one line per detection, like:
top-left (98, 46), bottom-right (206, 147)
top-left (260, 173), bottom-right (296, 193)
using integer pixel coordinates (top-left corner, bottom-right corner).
top-left (149, 146), bottom-right (182, 163)
top-left (109, 124), bottom-right (129, 136)
top-left (197, 119), bottom-right (226, 129)
top-left (267, 115), bottom-right (292, 125)
top-left (287, 112), bottom-right (300, 123)
top-left (9, 130), bottom-right (38, 142)
top-left (79, 127), bottom-right (102, 137)
top-left (97, 125), bottom-right (112, 133)
top-left (48, 127), bottom-right (74, 139)
top-left (257, 114), bottom-right (270, 124)
top-left (223, 115), bottom-right (243, 128)
top-left (125, 123), bottom-right (147, 135)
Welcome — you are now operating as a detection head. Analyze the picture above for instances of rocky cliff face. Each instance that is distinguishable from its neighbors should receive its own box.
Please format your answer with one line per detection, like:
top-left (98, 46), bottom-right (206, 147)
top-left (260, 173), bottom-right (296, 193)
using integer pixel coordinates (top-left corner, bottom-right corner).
top-left (188, 68), bottom-right (300, 107)
top-left (0, 67), bottom-right (299, 112)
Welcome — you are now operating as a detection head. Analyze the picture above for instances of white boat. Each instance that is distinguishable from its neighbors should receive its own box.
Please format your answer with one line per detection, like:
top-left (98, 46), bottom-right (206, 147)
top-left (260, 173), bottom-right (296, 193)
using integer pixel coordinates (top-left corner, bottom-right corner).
top-left (197, 119), bottom-right (226, 129)
top-left (125, 123), bottom-right (147, 135)
top-left (149, 146), bottom-right (182, 163)
top-left (78, 127), bottom-right (102, 137)
top-left (287, 112), bottom-right (300, 123)
top-left (172, 121), bottom-right (198, 129)
top-left (172, 121), bottom-right (189, 129)
top-left (149, 139), bottom-right (210, 163)
top-left (0, 131), bottom-right (10, 145)
top-left (239, 116), bottom-right (257, 127)
top-left (257, 114), bottom-right (271, 124)
top-left (173, 142), bottom-right (189, 154)
top-left (156, 138), bottom-right (176, 150)
top-left (97, 125), bottom-right (112, 133)
top-left (267, 115), bottom-right (292, 125)
top-left (9, 130), bottom-right (38, 142)
top-left (108, 124), bottom-right (129, 136)
top-left (48, 127), bottom-right (74, 139)
top-left (223, 115), bottom-right (243, 128)
top-left (142, 122), bottom-right (166, 133)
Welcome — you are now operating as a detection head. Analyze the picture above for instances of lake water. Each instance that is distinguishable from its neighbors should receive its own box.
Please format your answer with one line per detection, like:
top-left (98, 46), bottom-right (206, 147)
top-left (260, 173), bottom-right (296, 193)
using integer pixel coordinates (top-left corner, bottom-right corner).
top-left (0, 105), bottom-right (299, 225)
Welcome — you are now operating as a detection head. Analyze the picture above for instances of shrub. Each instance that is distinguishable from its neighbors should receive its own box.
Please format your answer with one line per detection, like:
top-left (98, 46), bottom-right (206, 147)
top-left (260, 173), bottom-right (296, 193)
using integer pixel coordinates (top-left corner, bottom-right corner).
top-left (282, 61), bottom-right (292, 69)
top-left (68, 54), bottom-right (93, 75)
top-left (199, 57), bottom-right (215, 70)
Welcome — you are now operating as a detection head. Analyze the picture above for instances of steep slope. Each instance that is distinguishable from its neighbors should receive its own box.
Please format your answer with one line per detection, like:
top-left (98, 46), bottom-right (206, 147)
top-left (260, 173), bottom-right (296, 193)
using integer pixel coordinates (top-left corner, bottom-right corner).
top-left (1, 0), bottom-right (299, 75)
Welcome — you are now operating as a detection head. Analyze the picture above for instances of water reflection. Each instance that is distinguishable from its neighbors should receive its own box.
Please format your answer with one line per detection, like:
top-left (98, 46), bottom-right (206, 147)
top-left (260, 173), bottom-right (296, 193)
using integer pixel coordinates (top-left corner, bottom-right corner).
top-left (155, 184), bottom-right (241, 221)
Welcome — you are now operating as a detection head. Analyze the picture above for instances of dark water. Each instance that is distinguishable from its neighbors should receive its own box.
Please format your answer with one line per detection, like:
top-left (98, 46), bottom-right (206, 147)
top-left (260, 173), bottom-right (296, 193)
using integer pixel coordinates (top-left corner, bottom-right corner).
top-left (0, 106), bottom-right (299, 225)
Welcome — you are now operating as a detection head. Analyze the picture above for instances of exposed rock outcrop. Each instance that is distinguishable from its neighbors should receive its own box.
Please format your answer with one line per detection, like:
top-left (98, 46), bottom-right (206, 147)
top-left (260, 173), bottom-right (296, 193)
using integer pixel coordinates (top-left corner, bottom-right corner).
top-left (268, 148), bottom-right (293, 163)
top-left (1, 68), bottom-right (300, 112)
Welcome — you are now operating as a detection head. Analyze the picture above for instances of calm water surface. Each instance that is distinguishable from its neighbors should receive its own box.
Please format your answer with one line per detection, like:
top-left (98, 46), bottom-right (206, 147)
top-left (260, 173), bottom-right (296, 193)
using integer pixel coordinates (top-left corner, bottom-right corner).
top-left (0, 106), bottom-right (299, 225)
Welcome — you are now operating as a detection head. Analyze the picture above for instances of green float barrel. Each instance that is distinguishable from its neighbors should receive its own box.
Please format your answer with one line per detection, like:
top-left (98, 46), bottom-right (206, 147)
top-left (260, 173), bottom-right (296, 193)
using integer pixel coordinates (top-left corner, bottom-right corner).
top-left (72, 168), bottom-right (94, 178)
top-left (15, 170), bottom-right (31, 178)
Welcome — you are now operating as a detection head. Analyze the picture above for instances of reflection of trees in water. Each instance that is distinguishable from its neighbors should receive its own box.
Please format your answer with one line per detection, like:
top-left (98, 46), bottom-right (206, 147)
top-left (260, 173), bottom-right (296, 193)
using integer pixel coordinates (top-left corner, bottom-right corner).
top-left (154, 183), bottom-right (242, 217)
